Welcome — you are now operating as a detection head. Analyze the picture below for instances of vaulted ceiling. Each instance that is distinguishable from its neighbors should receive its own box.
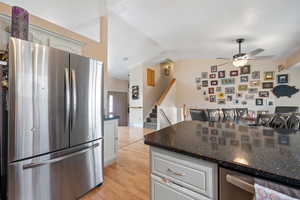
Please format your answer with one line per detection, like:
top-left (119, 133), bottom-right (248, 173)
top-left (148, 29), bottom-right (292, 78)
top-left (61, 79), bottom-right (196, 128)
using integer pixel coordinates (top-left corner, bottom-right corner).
top-left (3, 0), bottom-right (300, 79)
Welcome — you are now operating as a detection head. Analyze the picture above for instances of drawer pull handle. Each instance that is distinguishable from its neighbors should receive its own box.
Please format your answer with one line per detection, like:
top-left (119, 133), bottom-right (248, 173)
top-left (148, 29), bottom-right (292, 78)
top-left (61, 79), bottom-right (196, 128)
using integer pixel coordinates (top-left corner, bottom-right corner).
top-left (167, 168), bottom-right (185, 176)
top-left (161, 177), bottom-right (171, 183)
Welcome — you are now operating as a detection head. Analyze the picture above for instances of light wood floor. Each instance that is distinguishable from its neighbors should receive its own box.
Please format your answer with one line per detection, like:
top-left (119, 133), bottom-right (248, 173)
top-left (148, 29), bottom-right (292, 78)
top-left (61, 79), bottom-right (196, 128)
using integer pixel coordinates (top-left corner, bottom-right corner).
top-left (81, 126), bottom-right (155, 200)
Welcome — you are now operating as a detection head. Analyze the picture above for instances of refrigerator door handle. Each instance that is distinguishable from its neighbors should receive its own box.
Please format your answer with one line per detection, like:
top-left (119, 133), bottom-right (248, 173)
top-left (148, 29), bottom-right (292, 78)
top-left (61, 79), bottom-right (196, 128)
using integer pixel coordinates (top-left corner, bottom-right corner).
top-left (65, 68), bottom-right (71, 132)
top-left (22, 143), bottom-right (100, 170)
top-left (71, 69), bottom-right (77, 131)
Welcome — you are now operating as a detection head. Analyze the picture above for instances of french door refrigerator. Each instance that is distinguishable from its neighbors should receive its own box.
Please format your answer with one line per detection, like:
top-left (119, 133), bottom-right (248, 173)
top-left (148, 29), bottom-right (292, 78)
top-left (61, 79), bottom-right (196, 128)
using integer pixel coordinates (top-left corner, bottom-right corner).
top-left (0, 37), bottom-right (104, 200)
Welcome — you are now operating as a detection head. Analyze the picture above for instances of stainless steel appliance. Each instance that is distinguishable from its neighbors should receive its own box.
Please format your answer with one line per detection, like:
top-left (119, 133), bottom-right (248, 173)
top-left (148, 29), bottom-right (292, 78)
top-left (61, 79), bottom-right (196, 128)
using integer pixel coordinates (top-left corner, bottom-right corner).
top-left (0, 37), bottom-right (104, 200)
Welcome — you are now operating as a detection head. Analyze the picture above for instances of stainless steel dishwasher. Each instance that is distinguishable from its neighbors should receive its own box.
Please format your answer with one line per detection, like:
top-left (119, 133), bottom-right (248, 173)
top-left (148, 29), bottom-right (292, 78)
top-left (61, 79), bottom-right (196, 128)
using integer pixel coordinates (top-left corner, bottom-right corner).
top-left (219, 167), bottom-right (255, 200)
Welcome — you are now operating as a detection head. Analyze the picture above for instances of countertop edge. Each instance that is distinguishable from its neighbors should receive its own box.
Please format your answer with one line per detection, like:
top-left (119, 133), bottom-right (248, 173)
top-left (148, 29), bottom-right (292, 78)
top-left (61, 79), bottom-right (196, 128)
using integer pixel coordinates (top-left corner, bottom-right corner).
top-left (144, 139), bottom-right (300, 189)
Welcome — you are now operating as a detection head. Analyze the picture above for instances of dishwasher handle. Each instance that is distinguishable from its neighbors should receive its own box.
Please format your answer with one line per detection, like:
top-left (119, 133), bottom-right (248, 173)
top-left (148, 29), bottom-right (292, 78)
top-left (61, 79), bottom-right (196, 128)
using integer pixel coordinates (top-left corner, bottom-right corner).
top-left (226, 174), bottom-right (255, 194)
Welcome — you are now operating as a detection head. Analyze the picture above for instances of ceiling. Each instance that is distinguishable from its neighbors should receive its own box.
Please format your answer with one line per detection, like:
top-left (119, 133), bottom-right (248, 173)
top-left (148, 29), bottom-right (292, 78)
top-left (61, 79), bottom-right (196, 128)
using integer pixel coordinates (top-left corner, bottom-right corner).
top-left (3, 0), bottom-right (300, 80)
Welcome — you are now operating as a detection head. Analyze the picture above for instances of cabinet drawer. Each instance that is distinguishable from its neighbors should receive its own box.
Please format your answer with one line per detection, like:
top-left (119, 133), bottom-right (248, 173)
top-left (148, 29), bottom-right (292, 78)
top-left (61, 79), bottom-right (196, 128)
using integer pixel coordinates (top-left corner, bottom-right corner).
top-left (151, 147), bottom-right (217, 198)
top-left (151, 174), bottom-right (210, 200)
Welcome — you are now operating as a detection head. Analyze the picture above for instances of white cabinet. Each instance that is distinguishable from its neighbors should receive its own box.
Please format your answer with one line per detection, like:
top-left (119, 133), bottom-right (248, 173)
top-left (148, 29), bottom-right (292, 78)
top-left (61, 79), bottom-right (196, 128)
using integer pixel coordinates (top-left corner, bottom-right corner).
top-left (150, 147), bottom-right (218, 200)
top-left (104, 119), bottom-right (118, 167)
top-left (151, 175), bottom-right (210, 200)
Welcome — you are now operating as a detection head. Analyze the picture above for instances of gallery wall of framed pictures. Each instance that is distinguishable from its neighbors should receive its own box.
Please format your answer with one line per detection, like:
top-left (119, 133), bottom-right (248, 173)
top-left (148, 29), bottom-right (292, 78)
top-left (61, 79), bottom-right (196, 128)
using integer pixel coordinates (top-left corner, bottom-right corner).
top-left (194, 63), bottom-right (295, 107)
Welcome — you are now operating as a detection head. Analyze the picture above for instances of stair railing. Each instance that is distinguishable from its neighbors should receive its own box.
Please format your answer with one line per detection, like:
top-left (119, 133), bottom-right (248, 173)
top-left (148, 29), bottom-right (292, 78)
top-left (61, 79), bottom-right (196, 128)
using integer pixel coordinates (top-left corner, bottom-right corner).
top-left (159, 108), bottom-right (172, 126)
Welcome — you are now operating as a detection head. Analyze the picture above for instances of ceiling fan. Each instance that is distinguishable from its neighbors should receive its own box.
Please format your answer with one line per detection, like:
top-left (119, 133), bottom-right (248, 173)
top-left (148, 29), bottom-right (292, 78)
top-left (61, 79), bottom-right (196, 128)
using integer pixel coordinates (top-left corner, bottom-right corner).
top-left (217, 38), bottom-right (271, 67)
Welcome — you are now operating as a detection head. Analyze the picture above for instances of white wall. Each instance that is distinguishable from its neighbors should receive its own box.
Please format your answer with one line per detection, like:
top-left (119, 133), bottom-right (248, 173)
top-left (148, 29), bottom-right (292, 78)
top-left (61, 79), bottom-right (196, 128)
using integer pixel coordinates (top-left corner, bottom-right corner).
top-left (129, 65), bottom-right (144, 127)
top-left (105, 77), bottom-right (128, 92)
top-left (175, 59), bottom-right (300, 113)
top-left (143, 63), bottom-right (174, 118)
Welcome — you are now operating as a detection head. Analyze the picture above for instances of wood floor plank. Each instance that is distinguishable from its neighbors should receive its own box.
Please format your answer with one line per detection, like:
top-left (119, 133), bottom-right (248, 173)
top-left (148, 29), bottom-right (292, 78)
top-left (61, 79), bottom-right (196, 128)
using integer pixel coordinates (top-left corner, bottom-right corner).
top-left (81, 127), bottom-right (153, 200)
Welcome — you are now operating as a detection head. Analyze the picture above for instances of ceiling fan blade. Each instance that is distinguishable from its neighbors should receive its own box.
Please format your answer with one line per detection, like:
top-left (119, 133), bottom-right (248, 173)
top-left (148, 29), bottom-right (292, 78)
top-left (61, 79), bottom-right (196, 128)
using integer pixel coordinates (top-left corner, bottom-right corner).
top-left (216, 57), bottom-right (231, 60)
top-left (247, 48), bottom-right (264, 57)
top-left (248, 55), bottom-right (274, 60)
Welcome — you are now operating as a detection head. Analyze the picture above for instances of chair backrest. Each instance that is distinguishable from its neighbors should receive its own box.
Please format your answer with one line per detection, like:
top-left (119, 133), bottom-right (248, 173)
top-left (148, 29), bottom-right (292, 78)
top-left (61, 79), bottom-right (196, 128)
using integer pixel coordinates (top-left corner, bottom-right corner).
top-left (269, 114), bottom-right (287, 129)
top-left (222, 108), bottom-right (236, 120)
top-left (190, 109), bottom-right (208, 121)
top-left (256, 114), bottom-right (275, 127)
top-left (286, 114), bottom-right (300, 130)
top-left (235, 108), bottom-right (248, 119)
top-left (275, 106), bottom-right (299, 114)
top-left (207, 109), bottom-right (221, 121)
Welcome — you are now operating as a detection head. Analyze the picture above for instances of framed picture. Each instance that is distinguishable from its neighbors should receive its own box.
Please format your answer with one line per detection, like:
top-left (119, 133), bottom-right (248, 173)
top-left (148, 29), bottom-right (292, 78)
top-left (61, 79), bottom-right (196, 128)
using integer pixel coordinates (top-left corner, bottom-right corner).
top-left (132, 85), bottom-right (139, 100)
top-left (256, 98), bottom-right (263, 106)
top-left (259, 91), bottom-right (269, 97)
top-left (196, 84), bottom-right (202, 90)
top-left (227, 95), bottom-right (233, 102)
top-left (225, 87), bottom-right (235, 94)
top-left (218, 70), bottom-right (225, 78)
top-left (248, 88), bottom-right (258, 94)
top-left (264, 71), bottom-right (275, 81)
top-left (278, 65), bottom-right (285, 72)
top-left (218, 92), bottom-right (225, 98)
top-left (211, 65), bottom-right (217, 73)
top-left (241, 101), bottom-right (247, 105)
top-left (230, 70), bottom-right (239, 76)
top-left (245, 94), bottom-right (254, 100)
top-left (238, 84), bottom-right (248, 91)
top-left (277, 74), bottom-right (288, 84)
top-left (195, 77), bottom-right (201, 83)
top-left (209, 74), bottom-right (216, 79)
top-left (268, 100), bottom-right (274, 106)
top-left (240, 76), bottom-right (249, 83)
top-left (211, 80), bottom-right (218, 86)
top-left (236, 93), bottom-right (243, 98)
top-left (262, 82), bottom-right (274, 89)
top-left (147, 68), bottom-right (155, 86)
top-left (202, 80), bottom-right (208, 87)
top-left (221, 78), bottom-right (235, 85)
top-left (201, 72), bottom-right (208, 79)
top-left (217, 99), bottom-right (226, 105)
top-left (252, 71), bottom-right (260, 79)
top-left (240, 65), bottom-right (251, 74)
top-left (250, 80), bottom-right (260, 87)
top-left (208, 88), bottom-right (214, 94)
top-left (216, 87), bottom-right (222, 92)
top-left (209, 95), bottom-right (216, 102)
top-left (234, 99), bottom-right (240, 105)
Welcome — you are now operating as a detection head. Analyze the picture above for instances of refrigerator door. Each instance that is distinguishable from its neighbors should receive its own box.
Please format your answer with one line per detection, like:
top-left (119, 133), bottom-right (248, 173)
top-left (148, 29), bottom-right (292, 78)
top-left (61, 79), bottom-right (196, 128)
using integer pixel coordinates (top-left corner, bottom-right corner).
top-left (8, 139), bottom-right (103, 200)
top-left (70, 54), bottom-right (103, 146)
top-left (8, 38), bottom-right (70, 162)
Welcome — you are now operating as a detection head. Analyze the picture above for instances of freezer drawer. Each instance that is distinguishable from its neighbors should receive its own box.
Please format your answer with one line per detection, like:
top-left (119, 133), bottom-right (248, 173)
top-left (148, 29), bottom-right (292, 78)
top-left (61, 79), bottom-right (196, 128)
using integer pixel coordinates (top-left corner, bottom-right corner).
top-left (7, 140), bottom-right (103, 200)
top-left (69, 54), bottom-right (103, 146)
top-left (8, 38), bottom-right (70, 162)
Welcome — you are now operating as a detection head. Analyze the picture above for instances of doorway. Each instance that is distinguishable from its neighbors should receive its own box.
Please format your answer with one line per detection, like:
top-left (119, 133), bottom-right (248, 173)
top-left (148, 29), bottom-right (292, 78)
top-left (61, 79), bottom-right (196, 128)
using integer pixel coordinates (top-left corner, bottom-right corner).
top-left (107, 91), bottom-right (129, 126)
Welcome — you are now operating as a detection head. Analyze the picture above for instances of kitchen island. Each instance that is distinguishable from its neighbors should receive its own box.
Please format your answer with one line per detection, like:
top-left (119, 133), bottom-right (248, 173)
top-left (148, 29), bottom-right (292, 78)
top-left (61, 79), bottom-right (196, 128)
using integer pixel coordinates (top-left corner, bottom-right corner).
top-left (144, 120), bottom-right (300, 200)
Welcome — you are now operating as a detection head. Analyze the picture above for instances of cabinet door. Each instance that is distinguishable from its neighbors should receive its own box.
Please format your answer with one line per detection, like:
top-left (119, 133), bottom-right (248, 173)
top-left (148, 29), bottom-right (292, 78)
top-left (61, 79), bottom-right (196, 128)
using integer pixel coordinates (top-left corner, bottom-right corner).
top-left (104, 120), bottom-right (117, 166)
top-left (151, 175), bottom-right (210, 200)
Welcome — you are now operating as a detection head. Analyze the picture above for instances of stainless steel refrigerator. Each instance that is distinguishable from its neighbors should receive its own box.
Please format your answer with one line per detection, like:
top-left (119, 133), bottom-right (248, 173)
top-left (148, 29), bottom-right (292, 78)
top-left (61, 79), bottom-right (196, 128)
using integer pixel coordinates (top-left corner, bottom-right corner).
top-left (0, 37), bottom-right (104, 200)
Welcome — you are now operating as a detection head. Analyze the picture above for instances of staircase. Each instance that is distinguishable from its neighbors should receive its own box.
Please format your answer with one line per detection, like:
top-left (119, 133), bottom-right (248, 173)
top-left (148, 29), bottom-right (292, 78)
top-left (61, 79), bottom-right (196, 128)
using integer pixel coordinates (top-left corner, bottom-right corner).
top-left (144, 105), bottom-right (158, 129)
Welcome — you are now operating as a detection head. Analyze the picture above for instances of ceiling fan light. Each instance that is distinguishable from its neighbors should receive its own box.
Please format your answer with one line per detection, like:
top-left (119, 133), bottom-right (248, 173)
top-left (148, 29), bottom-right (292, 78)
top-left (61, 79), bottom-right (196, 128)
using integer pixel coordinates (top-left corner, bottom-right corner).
top-left (233, 58), bottom-right (248, 67)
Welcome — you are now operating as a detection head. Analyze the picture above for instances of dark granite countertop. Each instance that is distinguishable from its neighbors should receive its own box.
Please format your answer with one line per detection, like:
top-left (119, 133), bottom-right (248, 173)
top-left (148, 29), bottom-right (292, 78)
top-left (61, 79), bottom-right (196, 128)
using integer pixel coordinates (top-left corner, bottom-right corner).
top-left (144, 120), bottom-right (300, 189)
top-left (104, 114), bottom-right (120, 121)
